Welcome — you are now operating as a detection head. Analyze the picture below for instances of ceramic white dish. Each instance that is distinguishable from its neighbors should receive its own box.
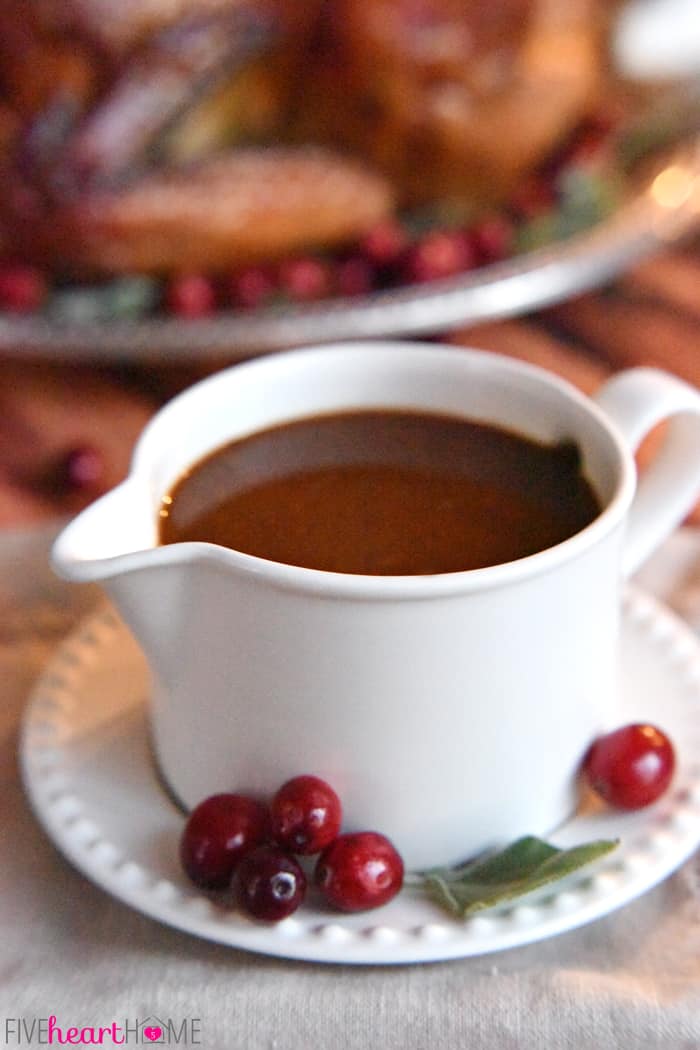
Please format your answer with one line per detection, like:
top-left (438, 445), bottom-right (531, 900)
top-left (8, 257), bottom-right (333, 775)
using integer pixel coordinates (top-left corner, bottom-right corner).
top-left (20, 588), bottom-right (700, 966)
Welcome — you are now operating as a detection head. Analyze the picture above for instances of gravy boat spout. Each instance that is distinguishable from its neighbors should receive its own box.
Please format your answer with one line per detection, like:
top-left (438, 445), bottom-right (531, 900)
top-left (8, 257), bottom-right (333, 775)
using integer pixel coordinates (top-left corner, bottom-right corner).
top-left (52, 348), bottom-right (304, 586)
top-left (52, 478), bottom-right (163, 584)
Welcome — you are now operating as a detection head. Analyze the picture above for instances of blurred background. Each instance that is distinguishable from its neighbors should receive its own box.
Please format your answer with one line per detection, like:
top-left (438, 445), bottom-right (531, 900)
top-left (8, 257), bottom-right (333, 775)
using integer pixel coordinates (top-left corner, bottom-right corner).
top-left (0, 0), bottom-right (698, 529)
top-left (1, 6), bottom-right (700, 1029)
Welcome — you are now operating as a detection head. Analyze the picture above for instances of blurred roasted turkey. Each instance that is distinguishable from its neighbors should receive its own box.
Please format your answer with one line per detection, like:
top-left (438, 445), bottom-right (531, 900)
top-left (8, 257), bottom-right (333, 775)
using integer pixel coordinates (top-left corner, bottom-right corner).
top-left (0, 0), bottom-right (615, 275)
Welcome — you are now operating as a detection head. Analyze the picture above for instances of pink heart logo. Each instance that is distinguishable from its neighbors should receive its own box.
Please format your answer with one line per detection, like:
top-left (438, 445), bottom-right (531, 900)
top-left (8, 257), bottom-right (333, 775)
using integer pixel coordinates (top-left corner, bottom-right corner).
top-left (143, 1028), bottom-right (162, 1042)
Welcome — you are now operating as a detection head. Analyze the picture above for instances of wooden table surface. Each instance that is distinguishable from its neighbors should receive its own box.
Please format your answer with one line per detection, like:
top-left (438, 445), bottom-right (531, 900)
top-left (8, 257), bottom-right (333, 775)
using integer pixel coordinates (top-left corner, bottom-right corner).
top-left (1, 241), bottom-right (699, 528)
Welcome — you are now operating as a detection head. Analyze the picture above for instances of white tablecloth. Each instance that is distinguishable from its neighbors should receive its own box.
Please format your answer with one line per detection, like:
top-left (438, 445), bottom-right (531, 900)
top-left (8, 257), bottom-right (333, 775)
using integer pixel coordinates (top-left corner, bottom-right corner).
top-left (1, 524), bottom-right (699, 1049)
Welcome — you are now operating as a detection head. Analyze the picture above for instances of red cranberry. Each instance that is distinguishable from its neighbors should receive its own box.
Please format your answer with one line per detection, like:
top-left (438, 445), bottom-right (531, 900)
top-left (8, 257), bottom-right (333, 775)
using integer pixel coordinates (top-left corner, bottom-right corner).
top-left (0, 264), bottom-right (46, 313)
top-left (561, 134), bottom-right (610, 170)
top-left (335, 256), bottom-right (376, 297)
top-left (402, 230), bottom-right (475, 284)
top-left (581, 110), bottom-right (617, 139)
top-left (358, 220), bottom-right (409, 267)
top-left (557, 113), bottom-right (616, 171)
top-left (237, 845), bottom-right (306, 921)
top-left (271, 774), bottom-right (342, 855)
top-left (584, 724), bottom-right (676, 810)
top-left (166, 274), bottom-right (216, 318)
top-left (278, 257), bottom-right (330, 302)
top-left (61, 444), bottom-right (104, 492)
top-left (230, 267), bottom-right (276, 310)
top-left (315, 831), bottom-right (404, 912)
top-left (180, 793), bottom-right (270, 890)
top-left (509, 179), bottom-right (557, 220)
top-left (470, 216), bottom-right (514, 264)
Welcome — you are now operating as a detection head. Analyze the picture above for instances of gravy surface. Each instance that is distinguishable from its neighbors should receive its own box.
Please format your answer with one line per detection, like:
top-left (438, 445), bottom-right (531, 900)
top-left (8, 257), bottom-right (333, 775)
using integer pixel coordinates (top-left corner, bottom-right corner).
top-left (158, 410), bottom-right (600, 574)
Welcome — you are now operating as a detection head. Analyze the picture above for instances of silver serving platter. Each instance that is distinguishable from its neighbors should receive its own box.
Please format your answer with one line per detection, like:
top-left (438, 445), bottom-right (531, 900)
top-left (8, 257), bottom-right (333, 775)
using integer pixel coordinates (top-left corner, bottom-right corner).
top-left (1, 135), bottom-right (699, 364)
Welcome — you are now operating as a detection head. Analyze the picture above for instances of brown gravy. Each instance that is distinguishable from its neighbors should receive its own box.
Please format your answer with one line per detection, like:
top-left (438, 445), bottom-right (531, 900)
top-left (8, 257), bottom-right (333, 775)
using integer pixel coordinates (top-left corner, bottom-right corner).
top-left (158, 410), bottom-right (601, 574)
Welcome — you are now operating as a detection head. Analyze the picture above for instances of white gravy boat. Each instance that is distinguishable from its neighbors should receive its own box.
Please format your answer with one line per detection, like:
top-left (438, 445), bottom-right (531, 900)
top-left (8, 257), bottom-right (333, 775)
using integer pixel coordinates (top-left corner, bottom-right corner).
top-left (52, 344), bottom-right (700, 869)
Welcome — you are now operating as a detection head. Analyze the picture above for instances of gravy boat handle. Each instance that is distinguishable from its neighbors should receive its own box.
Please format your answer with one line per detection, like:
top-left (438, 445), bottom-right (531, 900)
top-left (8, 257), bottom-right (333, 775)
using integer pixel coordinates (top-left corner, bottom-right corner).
top-left (594, 366), bottom-right (700, 577)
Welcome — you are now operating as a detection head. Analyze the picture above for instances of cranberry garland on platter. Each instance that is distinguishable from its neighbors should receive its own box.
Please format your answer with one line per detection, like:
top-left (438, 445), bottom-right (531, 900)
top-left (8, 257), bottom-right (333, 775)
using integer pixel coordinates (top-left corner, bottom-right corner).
top-left (0, 112), bottom-right (621, 322)
top-left (0, 0), bottom-right (625, 322)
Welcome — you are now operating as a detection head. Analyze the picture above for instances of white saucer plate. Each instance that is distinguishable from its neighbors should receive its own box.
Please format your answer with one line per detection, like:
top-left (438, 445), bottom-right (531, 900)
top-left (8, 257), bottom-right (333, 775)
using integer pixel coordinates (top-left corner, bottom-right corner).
top-left (20, 588), bottom-right (700, 965)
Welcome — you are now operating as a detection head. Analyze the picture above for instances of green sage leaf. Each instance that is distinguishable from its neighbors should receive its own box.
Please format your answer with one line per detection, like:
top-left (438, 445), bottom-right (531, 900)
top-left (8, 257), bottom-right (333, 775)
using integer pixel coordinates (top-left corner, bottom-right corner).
top-left (516, 169), bottom-right (622, 253)
top-left (47, 276), bottom-right (159, 323)
top-left (423, 835), bottom-right (618, 918)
